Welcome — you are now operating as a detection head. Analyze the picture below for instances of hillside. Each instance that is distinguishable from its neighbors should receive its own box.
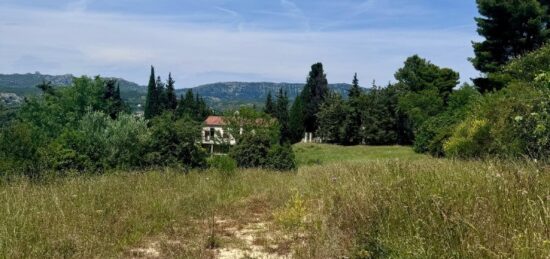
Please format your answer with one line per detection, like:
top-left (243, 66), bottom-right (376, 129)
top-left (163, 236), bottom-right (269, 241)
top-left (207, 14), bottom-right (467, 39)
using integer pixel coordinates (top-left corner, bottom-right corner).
top-left (0, 73), bottom-right (145, 108)
top-left (182, 82), bottom-right (354, 110)
top-left (0, 73), bottom-right (357, 110)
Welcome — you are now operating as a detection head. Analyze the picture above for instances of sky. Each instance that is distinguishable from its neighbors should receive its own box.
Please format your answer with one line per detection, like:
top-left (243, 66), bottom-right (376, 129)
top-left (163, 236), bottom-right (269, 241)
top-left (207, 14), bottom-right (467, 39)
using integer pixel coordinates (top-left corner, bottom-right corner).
top-left (0, 0), bottom-right (481, 88)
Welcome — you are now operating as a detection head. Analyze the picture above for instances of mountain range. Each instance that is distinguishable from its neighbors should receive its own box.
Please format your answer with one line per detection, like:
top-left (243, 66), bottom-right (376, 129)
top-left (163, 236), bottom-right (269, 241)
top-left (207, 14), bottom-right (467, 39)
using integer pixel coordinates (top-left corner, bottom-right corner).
top-left (0, 73), bottom-right (355, 110)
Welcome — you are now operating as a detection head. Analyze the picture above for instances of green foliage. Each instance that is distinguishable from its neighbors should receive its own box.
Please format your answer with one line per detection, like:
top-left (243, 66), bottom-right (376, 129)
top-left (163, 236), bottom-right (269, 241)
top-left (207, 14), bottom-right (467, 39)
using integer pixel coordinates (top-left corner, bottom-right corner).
top-left (266, 144), bottom-right (297, 171)
top-left (175, 89), bottom-right (211, 121)
top-left (144, 66), bottom-right (158, 119)
top-left (413, 85), bottom-right (481, 156)
top-left (225, 107), bottom-right (280, 145)
top-left (299, 63), bottom-right (329, 133)
top-left (395, 55), bottom-right (459, 102)
top-left (342, 74), bottom-right (363, 145)
top-left (274, 89), bottom-right (291, 143)
top-left (230, 133), bottom-right (271, 168)
top-left (264, 91), bottom-right (275, 116)
top-left (445, 83), bottom-right (550, 159)
top-left (289, 95), bottom-right (305, 143)
top-left (165, 73), bottom-right (178, 110)
top-left (316, 93), bottom-right (347, 144)
top-left (360, 84), bottom-right (400, 145)
top-left (147, 112), bottom-right (207, 168)
top-left (207, 155), bottom-right (237, 175)
top-left (471, 0), bottom-right (550, 91)
top-left (0, 122), bottom-right (44, 177)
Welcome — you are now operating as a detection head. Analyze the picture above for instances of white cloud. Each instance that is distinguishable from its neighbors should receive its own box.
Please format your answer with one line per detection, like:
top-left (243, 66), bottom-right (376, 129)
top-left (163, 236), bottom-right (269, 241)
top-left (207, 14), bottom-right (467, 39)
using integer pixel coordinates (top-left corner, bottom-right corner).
top-left (0, 5), bottom-right (479, 88)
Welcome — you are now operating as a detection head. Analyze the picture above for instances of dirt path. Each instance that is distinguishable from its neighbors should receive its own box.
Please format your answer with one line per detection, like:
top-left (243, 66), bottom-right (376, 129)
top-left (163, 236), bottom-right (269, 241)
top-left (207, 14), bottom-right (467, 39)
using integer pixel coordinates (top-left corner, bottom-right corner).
top-left (126, 218), bottom-right (292, 259)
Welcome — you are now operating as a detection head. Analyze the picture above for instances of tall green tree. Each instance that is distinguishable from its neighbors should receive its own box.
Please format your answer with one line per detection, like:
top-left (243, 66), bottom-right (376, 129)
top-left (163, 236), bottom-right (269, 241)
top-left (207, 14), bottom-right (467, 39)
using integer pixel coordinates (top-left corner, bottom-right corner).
top-left (349, 73), bottom-right (362, 99)
top-left (156, 76), bottom-right (167, 113)
top-left (289, 96), bottom-right (305, 143)
top-left (316, 92), bottom-right (347, 144)
top-left (102, 80), bottom-right (125, 119)
top-left (264, 91), bottom-right (275, 116)
top-left (144, 66), bottom-right (158, 119)
top-left (166, 73), bottom-right (178, 110)
top-left (471, 0), bottom-right (550, 92)
top-left (274, 89), bottom-right (291, 143)
top-left (341, 73), bottom-right (363, 145)
top-left (300, 62), bottom-right (329, 133)
top-left (395, 55), bottom-right (459, 142)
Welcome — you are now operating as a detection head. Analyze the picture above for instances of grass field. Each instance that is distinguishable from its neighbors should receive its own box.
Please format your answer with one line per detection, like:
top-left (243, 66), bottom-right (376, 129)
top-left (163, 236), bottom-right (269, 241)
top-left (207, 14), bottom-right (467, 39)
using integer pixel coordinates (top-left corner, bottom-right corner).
top-left (0, 145), bottom-right (549, 258)
top-left (293, 143), bottom-right (425, 165)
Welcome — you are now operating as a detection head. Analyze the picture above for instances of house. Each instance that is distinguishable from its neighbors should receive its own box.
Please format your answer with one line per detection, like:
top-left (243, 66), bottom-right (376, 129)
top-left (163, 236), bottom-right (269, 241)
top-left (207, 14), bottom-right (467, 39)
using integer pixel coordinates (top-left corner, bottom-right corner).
top-left (202, 116), bottom-right (236, 154)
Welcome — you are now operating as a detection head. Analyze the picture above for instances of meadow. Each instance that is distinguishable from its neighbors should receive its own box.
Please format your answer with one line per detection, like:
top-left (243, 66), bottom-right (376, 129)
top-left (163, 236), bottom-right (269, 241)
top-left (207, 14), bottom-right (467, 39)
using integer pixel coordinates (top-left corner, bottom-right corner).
top-left (0, 144), bottom-right (549, 258)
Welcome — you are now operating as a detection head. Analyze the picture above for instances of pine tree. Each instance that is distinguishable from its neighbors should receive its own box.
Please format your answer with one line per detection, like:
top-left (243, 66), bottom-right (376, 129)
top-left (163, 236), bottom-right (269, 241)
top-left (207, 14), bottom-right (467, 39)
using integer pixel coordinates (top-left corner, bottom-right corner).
top-left (342, 74), bottom-right (363, 145)
top-left (102, 79), bottom-right (125, 119)
top-left (471, 0), bottom-right (550, 92)
top-left (289, 96), bottom-right (305, 143)
top-left (144, 66), bottom-right (158, 119)
top-left (274, 88), bottom-right (290, 143)
top-left (176, 89), bottom-right (196, 119)
top-left (166, 73), bottom-right (178, 110)
top-left (264, 92), bottom-right (275, 116)
top-left (349, 73), bottom-right (362, 99)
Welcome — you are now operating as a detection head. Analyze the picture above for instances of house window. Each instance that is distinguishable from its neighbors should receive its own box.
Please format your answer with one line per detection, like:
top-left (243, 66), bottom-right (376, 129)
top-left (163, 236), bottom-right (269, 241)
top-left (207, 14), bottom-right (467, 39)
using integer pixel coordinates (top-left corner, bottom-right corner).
top-left (210, 128), bottom-right (216, 140)
top-left (204, 130), bottom-right (210, 141)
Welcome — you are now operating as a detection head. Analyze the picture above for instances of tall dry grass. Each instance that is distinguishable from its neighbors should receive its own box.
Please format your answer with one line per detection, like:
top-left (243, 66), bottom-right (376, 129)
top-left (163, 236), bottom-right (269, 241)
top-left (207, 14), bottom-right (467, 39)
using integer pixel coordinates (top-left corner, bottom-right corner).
top-left (0, 156), bottom-right (548, 258)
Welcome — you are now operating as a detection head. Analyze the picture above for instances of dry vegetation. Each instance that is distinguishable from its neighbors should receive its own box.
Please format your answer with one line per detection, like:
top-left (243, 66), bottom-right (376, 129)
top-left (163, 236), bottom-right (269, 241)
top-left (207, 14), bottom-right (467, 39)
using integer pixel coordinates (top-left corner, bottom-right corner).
top-left (0, 145), bottom-right (549, 258)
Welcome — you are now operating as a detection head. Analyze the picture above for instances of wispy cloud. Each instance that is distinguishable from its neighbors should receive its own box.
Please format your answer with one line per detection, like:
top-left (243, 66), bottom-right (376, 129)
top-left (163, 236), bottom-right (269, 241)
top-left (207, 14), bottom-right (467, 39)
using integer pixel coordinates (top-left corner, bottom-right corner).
top-left (65, 0), bottom-right (92, 12)
top-left (0, 2), bottom-right (480, 87)
top-left (280, 0), bottom-right (310, 31)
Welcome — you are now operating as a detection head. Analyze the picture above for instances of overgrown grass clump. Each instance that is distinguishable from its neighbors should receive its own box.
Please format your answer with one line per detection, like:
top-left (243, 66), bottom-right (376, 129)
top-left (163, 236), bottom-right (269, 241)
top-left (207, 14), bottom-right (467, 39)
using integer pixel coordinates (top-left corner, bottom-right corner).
top-left (0, 146), bottom-right (548, 258)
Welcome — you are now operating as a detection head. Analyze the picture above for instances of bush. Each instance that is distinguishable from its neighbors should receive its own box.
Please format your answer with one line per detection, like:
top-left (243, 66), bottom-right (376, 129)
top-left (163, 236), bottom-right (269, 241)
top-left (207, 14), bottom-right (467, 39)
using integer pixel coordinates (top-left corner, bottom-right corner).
top-left (413, 85), bottom-right (480, 156)
top-left (445, 83), bottom-right (550, 159)
top-left (444, 119), bottom-right (492, 158)
top-left (0, 122), bottom-right (45, 177)
top-left (266, 144), bottom-right (297, 171)
top-left (230, 133), bottom-right (271, 168)
top-left (147, 113), bottom-right (207, 169)
top-left (207, 155), bottom-right (237, 175)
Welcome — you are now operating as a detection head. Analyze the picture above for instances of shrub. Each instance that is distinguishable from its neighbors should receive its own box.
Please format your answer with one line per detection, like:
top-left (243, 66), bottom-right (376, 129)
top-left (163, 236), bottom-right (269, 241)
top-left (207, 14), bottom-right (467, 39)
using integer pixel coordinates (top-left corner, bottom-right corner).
top-left (413, 85), bottom-right (480, 156)
top-left (445, 83), bottom-right (550, 159)
top-left (444, 119), bottom-right (492, 158)
top-left (147, 113), bottom-right (207, 169)
top-left (229, 133), bottom-right (271, 168)
top-left (0, 122), bottom-right (45, 177)
top-left (266, 144), bottom-right (297, 171)
top-left (207, 155), bottom-right (237, 175)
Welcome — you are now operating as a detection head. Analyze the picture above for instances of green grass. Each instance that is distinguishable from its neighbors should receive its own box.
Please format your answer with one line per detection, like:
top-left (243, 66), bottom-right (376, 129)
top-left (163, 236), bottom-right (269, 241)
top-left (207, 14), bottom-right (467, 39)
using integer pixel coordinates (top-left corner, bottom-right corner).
top-left (294, 143), bottom-right (425, 165)
top-left (0, 145), bottom-right (549, 258)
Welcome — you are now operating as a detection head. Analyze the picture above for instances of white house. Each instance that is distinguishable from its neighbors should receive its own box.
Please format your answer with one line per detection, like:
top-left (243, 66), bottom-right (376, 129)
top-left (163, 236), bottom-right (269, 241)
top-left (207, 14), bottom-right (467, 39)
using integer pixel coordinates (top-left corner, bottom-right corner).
top-left (202, 116), bottom-right (236, 154)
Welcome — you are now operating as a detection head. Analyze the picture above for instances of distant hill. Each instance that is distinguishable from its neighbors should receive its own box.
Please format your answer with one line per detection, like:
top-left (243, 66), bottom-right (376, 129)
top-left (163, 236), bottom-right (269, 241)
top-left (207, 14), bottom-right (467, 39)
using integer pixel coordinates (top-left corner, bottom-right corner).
top-left (0, 73), bottom-right (145, 108)
top-left (0, 73), bottom-right (360, 111)
top-left (178, 82), bottom-right (354, 110)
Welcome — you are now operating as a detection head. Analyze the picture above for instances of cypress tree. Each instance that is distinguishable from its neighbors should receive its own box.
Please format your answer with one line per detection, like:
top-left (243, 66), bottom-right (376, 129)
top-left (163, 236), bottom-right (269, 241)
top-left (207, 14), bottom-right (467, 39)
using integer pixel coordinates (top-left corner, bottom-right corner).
top-left (144, 66), bottom-right (157, 119)
top-left (264, 91), bottom-right (275, 116)
top-left (301, 62), bottom-right (329, 133)
top-left (166, 73), bottom-right (178, 110)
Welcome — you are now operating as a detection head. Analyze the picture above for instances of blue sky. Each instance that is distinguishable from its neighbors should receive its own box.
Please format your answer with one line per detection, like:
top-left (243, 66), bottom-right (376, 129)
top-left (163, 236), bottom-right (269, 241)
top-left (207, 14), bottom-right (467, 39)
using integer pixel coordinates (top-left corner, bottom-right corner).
top-left (0, 0), bottom-right (481, 87)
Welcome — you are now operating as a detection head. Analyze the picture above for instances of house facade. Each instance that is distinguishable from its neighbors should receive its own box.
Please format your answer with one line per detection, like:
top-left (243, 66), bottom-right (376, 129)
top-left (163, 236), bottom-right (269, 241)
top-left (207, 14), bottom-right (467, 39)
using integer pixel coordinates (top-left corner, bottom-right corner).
top-left (202, 116), bottom-right (236, 154)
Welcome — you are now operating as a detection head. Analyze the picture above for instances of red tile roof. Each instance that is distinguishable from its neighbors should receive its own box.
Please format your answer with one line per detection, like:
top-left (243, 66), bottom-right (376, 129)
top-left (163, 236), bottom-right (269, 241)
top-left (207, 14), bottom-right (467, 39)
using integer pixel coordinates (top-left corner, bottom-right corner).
top-left (204, 116), bottom-right (226, 126)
